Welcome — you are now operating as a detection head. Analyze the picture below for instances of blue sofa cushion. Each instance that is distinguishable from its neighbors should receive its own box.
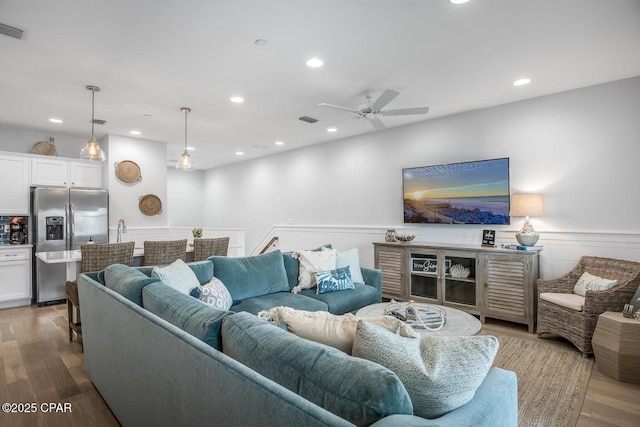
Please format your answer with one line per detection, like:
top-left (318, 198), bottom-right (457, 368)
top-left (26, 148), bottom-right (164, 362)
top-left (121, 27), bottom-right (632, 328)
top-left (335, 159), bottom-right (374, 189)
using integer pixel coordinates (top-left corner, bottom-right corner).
top-left (231, 292), bottom-right (328, 315)
top-left (187, 260), bottom-right (214, 285)
top-left (210, 251), bottom-right (289, 301)
top-left (142, 282), bottom-right (230, 351)
top-left (104, 264), bottom-right (159, 306)
top-left (299, 282), bottom-right (380, 314)
top-left (221, 312), bottom-right (413, 426)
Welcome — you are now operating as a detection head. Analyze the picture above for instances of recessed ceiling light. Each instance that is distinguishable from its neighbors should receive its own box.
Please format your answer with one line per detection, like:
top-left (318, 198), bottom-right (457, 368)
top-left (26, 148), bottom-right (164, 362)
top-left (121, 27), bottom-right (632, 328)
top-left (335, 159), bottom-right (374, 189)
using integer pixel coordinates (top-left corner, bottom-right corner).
top-left (449, 0), bottom-right (470, 4)
top-left (306, 57), bottom-right (324, 68)
top-left (230, 96), bottom-right (244, 103)
top-left (142, 114), bottom-right (152, 118)
top-left (255, 39), bottom-right (268, 46)
top-left (513, 78), bottom-right (531, 86)
top-left (274, 141), bottom-right (284, 146)
top-left (235, 151), bottom-right (244, 156)
top-left (49, 118), bottom-right (63, 124)
top-left (327, 127), bottom-right (337, 133)
top-left (129, 130), bottom-right (141, 135)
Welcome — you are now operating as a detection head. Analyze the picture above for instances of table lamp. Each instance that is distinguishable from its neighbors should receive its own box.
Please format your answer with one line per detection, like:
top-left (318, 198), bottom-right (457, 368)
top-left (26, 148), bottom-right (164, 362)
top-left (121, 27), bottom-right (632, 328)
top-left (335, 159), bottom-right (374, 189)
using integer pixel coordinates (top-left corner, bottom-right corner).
top-left (510, 193), bottom-right (544, 246)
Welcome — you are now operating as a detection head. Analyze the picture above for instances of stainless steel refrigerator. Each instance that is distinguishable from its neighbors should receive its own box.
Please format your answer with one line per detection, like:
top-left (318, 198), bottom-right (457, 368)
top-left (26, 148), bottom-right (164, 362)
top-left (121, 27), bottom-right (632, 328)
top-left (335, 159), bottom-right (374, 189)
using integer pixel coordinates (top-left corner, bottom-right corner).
top-left (32, 187), bottom-right (108, 305)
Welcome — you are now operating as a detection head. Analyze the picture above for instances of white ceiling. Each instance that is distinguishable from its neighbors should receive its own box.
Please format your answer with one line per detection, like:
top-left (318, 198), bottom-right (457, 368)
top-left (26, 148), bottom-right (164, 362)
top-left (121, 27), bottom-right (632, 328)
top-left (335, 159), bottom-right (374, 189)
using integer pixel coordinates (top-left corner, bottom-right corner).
top-left (1, 0), bottom-right (639, 170)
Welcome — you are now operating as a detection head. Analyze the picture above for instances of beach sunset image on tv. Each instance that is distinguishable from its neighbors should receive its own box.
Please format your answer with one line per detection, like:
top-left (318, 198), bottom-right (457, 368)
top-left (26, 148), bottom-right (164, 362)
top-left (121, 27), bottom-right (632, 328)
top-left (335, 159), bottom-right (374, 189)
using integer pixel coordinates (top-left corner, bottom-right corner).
top-left (403, 158), bottom-right (510, 224)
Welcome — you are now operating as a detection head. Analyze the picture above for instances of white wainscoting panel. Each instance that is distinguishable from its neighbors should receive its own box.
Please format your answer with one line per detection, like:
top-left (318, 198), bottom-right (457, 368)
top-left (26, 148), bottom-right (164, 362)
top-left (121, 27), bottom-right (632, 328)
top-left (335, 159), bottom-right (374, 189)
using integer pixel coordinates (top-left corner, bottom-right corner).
top-left (253, 225), bottom-right (640, 280)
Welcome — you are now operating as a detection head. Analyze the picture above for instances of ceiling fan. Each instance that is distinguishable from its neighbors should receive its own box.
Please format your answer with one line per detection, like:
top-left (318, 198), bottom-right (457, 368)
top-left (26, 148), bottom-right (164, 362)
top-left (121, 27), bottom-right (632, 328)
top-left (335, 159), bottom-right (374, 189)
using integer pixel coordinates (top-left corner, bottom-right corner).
top-left (319, 89), bottom-right (429, 130)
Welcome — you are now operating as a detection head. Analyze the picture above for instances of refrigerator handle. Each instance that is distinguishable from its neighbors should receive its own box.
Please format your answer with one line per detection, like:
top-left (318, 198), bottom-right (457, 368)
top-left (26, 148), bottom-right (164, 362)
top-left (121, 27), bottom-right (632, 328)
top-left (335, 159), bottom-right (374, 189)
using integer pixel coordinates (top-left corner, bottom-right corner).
top-left (67, 203), bottom-right (75, 251)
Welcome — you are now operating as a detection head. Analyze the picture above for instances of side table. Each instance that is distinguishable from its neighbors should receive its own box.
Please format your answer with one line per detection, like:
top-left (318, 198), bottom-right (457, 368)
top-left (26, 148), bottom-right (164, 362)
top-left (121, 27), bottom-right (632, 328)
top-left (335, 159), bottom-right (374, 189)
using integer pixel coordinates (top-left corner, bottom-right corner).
top-left (592, 311), bottom-right (640, 383)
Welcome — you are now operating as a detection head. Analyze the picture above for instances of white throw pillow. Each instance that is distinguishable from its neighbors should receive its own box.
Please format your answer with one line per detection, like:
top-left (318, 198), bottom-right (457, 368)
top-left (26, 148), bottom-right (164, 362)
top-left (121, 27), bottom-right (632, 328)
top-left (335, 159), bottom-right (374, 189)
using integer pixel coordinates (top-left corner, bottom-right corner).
top-left (190, 277), bottom-right (233, 311)
top-left (573, 271), bottom-right (618, 296)
top-left (291, 249), bottom-right (337, 293)
top-left (352, 320), bottom-right (499, 419)
top-left (257, 306), bottom-right (418, 354)
top-left (151, 258), bottom-right (200, 294)
top-left (323, 247), bottom-right (365, 285)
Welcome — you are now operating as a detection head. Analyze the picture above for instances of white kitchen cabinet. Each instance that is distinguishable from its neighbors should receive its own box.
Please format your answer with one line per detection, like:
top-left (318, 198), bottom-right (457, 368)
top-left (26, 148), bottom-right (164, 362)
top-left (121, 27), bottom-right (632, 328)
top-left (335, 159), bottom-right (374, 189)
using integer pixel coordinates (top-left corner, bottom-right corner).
top-left (0, 246), bottom-right (32, 309)
top-left (0, 155), bottom-right (30, 215)
top-left (31, 157), bottom-right (102, 188)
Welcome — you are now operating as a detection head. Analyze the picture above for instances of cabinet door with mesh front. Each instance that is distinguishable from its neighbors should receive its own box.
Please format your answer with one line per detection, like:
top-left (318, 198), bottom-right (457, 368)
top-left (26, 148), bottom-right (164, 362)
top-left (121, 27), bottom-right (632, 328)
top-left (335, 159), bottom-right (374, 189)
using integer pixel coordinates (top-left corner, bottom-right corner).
top-left (374, 246), bottom-right (405, 300)
top-left (484, 253), bottom-right (538, 332)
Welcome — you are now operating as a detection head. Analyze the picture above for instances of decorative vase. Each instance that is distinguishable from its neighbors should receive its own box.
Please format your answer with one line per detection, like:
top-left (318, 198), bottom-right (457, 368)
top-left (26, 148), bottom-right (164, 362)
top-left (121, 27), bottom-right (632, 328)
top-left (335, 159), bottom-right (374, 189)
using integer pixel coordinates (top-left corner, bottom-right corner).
top-left (192, 227), bottom-right (203, 238)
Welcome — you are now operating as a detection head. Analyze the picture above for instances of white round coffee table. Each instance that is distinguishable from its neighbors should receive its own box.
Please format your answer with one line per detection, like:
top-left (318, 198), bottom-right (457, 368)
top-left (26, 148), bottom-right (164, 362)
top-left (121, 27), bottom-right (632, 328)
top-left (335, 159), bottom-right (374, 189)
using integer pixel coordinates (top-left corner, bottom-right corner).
top-left (356, 302), bottom-right (482, 337)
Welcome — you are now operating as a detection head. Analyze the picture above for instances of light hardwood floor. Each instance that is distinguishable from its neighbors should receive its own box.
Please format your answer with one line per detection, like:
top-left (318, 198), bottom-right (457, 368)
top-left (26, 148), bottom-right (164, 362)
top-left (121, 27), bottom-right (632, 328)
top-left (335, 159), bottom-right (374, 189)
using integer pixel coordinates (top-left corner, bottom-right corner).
top-left (1, 304), bottom-right (639, 426)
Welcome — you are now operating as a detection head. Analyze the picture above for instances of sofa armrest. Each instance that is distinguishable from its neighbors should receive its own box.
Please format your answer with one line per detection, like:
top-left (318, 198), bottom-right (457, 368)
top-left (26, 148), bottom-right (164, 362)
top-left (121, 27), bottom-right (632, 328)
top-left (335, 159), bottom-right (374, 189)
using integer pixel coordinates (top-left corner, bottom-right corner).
top-left (361, 267), bottom-right (382, 303)
top-left (369, 367), bottom-right (518, 427)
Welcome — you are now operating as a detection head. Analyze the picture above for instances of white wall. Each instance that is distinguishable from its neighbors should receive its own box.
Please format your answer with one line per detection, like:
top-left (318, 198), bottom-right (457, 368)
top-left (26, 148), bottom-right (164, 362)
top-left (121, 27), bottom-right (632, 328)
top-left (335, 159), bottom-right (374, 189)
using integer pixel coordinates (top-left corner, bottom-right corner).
top-left (202, 77), bottom-right (640, 276)
top-left (106, 134), bottom-right (168, 229)
top-left (167, 167), bottom-right (204, 227)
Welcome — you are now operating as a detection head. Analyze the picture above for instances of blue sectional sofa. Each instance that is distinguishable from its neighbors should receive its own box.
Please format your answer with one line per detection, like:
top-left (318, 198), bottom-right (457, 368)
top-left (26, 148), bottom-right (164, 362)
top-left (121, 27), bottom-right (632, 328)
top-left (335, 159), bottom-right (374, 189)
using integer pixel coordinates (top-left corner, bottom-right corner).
top-left (77, 250), bottom-right (518, 426)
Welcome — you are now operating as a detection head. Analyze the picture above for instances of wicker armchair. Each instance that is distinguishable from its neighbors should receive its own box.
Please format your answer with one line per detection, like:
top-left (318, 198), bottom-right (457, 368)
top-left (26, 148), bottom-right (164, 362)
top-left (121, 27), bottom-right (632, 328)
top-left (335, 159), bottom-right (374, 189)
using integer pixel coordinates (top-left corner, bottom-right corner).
top-left (537, 256), bottom-right (640, 355)
top-left (66, 242), bottom-right (135, 347)
top-left (142, 239), bottom-right (187, 266)
top-left (193, 237), bottom-right (230, 261)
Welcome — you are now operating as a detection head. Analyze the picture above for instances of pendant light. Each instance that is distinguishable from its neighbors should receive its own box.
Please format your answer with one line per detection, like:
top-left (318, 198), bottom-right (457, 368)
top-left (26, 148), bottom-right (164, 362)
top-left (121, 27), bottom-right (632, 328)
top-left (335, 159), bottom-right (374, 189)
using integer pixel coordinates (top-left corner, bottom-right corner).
top-left (80, 85), bottom-right (106, 161)
top-left (176, 107), bottom-right (195, 171)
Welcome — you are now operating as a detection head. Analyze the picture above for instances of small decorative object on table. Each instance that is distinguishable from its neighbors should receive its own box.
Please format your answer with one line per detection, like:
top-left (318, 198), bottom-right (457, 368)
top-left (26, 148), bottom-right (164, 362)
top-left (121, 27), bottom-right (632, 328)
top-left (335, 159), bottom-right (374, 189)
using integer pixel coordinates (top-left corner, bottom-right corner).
top-left (623, 303), bottom-right (636, 319)
top-left (384, 299), bottom-right (446, 331)
top-left (481, 229), bottom-right (496, 247)
top-left (395, 234), bottom-right (415, 242)
top-left (384, 229), bottom-right (397, 242)
top-left (192, 227), bottom-right (203, 238)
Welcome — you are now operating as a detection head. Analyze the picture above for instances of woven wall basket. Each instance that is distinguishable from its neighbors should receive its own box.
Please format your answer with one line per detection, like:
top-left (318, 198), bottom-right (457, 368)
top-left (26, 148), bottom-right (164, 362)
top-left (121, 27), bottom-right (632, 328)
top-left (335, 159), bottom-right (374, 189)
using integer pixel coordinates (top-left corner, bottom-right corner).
top-left (139, 194), bottom-right (162, 216)
top-left (115, 160), bottom-right (142, 183)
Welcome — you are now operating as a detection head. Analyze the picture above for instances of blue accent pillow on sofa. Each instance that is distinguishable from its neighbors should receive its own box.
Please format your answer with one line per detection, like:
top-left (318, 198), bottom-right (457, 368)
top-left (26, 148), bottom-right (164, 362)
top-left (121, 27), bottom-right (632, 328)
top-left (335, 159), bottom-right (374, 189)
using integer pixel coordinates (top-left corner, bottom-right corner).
top-left (210, 250), bottom-right (289, 301)
top-left (315, 266), bottom-right (355, 294)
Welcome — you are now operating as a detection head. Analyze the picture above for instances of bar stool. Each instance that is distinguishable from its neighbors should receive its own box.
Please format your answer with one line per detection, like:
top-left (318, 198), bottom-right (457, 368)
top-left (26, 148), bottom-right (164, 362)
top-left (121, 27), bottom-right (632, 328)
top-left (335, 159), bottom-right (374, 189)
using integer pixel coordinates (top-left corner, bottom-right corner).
top-left (142, 239), bottom-right (188, 266)
top-left (193, 237), bottom-right (230, 261)
top-left (66, 241), bottom-right (135, 349)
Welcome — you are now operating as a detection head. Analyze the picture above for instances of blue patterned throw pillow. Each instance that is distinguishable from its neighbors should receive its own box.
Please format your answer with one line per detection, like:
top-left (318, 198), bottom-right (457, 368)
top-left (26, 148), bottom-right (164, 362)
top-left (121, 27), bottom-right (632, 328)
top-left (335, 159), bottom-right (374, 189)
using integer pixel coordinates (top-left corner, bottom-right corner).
top-left (315, 266), bottom-right (355, 294)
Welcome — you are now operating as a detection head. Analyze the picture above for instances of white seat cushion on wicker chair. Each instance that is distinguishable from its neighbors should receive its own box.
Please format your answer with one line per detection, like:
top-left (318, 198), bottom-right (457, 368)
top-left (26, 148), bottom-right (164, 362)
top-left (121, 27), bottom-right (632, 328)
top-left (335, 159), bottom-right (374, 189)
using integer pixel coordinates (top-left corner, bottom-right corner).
top-left (540, 292), bottom-right (585, 311)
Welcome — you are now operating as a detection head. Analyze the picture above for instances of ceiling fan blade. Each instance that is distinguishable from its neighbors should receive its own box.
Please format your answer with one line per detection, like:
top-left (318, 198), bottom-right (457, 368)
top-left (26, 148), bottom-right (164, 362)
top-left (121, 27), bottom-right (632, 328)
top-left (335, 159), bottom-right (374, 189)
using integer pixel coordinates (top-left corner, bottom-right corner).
top-left (318, 103), bottom-right (359, 113)
top-left (368, 116), bottom-right (387, 130)
top-left (370, 89), bottom-right (400, 111)
top-left (381, 107), bottom-right (430, 116)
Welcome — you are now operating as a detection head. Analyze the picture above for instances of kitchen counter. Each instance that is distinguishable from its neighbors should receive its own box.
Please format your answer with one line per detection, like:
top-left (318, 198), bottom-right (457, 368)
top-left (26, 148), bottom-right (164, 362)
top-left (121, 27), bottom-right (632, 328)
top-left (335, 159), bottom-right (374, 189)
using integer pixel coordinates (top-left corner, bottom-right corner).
top-left (0, 244), bottom-right (33, 248)
top-left (35, 247), bottom-right (145, 264)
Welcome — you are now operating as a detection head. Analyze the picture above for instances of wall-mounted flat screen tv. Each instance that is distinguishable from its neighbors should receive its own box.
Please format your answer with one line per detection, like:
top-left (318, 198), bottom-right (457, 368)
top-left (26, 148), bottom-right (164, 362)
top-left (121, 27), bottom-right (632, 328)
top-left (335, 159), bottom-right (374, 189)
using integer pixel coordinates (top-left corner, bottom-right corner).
top-left (403, 158), bottom-right (510, 224)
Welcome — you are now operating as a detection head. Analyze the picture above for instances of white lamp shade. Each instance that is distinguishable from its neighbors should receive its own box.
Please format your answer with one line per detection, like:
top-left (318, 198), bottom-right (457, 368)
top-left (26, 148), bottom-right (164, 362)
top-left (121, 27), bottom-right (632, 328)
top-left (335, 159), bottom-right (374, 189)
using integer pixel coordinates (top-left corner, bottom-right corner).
top-left (510, 193), bottom-right (544, 217)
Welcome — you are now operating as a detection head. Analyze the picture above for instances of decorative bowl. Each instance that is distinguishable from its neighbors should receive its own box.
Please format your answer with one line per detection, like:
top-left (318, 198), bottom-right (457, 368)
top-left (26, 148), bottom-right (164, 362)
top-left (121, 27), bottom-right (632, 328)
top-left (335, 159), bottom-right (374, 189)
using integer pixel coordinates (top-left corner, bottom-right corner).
top-left (395, 234), bottom-right (415, 242)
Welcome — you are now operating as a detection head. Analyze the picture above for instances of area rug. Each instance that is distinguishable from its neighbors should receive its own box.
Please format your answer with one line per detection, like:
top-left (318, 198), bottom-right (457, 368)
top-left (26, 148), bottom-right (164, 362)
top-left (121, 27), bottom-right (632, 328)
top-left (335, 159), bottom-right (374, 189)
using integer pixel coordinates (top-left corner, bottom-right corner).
top-left (491, 335), bottom-right (593, 427)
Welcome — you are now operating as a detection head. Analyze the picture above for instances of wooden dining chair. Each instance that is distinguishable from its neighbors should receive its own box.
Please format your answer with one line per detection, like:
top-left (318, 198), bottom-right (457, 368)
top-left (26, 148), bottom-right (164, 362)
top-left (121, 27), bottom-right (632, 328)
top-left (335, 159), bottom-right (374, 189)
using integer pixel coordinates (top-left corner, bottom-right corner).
top-left (193, 237), bottom-right (230, 261)
top-left (66, 241), bottom-right (135, 348)
top-left (142, 239), bottom-right (188, 266)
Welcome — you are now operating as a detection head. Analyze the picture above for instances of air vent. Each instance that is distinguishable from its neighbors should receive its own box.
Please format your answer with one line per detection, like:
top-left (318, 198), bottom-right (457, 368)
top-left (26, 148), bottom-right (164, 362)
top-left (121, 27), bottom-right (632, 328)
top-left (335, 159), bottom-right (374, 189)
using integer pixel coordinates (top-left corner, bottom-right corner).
top-left (298, 116), bottom-right (318, 124)
top-left (0, 23), bottom-right (24, 40)
top-left (92, 119), bottom-right (107, 125)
